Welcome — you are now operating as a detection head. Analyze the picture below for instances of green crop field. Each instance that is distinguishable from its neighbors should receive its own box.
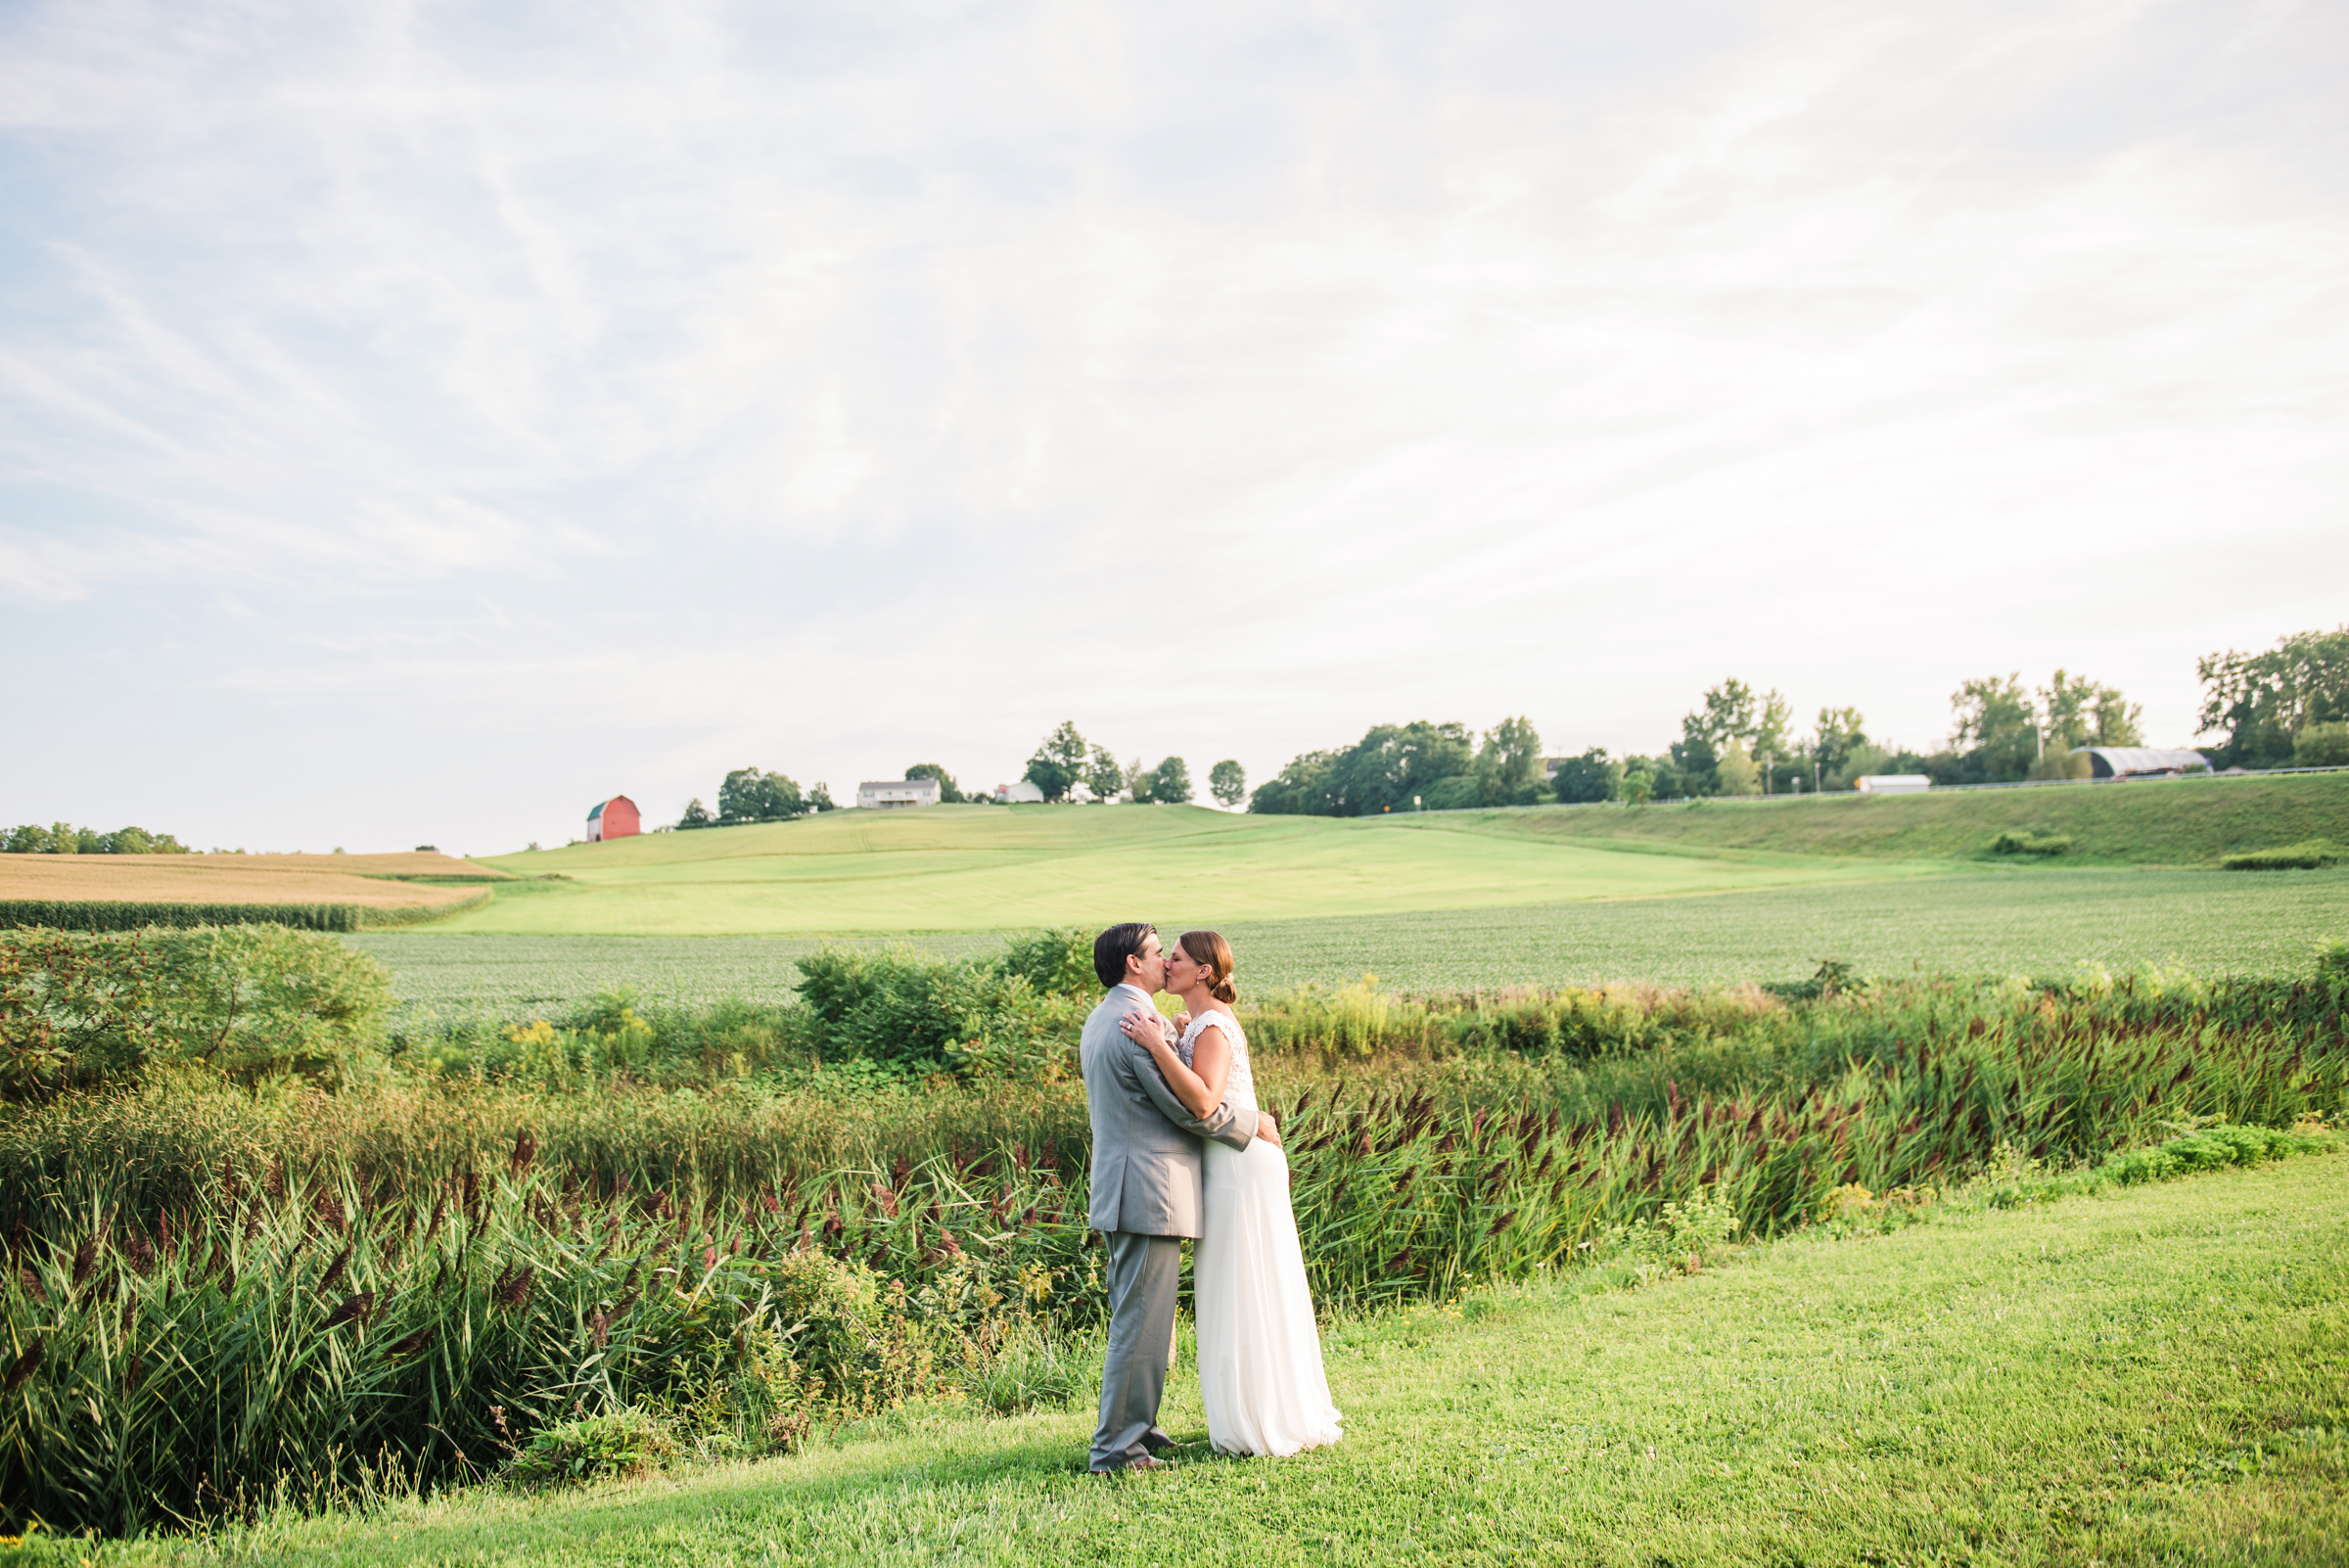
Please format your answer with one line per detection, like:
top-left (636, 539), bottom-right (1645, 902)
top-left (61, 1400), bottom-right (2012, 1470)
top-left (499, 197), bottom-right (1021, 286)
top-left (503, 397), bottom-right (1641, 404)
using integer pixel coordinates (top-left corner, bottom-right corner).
top-left (458, 804), bottom-right (1944, 936)
top-left (338, 779), bottom-right (2349, 1011)
top-left (350, 865), bottom-right (2349, 1019)
top-left (80, 1155), bottom-right (2349, 1568)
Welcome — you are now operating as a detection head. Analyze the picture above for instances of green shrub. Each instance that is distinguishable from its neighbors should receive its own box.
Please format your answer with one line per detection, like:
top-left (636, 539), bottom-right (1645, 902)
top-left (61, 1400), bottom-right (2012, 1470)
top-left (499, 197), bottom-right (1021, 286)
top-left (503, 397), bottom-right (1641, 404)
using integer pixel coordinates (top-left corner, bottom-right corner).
top-left (505, 1408), bottom-right (676, 1490)
top-left (401, 991), bottom-right (815, 1088)
top-left (2221, 839), bottom-right (2349, 870)
top-left (1422, 775), bottom-right (1483, 811)
top-left (0, 926), bottom-right (393, 1094)
top-left (1989, 830), bottom-right (2072, 856)
top-left (2294, 721), bottom-right (2349, 768)
top-left (794, 945), bottom-right (1087, 1078)
top-left (766, 1250), bottom-right (891, 1396)
top-left (990, 928), bottom-right (1095, 996)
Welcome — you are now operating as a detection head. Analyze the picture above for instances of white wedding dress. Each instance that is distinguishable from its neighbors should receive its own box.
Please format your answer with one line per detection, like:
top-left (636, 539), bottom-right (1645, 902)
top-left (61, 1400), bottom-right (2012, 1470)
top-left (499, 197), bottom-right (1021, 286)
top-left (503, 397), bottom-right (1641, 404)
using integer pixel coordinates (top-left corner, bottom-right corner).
top-left (1182, 1009), bottom-right (1344, 1456)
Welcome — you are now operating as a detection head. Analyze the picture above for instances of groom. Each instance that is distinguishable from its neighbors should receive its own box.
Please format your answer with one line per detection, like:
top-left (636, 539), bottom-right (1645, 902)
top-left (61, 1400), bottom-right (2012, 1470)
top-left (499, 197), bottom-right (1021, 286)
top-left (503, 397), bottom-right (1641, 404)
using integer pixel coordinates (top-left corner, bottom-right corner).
top-left (1082, 921), bottom-right (1279, 1473)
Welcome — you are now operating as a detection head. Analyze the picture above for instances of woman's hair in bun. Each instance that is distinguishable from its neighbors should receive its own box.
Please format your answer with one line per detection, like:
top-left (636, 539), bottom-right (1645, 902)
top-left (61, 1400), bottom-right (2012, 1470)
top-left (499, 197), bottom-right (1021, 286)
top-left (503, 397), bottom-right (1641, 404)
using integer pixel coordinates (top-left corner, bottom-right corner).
top-left (1178, 929), bottom-right (1238, 1005)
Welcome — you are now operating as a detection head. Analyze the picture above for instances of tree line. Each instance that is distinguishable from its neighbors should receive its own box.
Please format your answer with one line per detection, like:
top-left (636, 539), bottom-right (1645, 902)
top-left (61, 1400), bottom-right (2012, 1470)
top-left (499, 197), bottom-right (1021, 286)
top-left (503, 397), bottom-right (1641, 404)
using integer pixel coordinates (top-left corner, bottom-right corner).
top-left (1020, 721), bottom-right (1246, 807)
top-left (1248, 624), bottom-right (2349, 814)
top-left (675, 770), bottom-right (839, 829)
top-left (4, 823), bottom-right (191, 854)
top-left (2198, 626), bottom-right (2349, 769)
top-left (657, 625), bottom-right (2348, 831)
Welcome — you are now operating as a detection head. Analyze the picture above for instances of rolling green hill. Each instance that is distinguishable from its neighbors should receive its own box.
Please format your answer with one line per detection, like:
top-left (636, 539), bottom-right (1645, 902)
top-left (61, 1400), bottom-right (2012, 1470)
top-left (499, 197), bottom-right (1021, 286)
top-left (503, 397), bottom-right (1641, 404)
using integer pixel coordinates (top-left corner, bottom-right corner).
top-left (462, 805), bottom-right (1940, 935)
top-left (442, 776), bottom-right (2349, 939)
top-left (1504, 768), bottom-right (2349, 865)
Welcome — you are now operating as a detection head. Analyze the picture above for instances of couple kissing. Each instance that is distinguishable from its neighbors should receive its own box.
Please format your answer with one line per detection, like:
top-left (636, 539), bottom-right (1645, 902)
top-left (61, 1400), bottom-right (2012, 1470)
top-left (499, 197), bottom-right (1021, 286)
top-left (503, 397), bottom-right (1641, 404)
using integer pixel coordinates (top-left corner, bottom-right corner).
top-left (1081, 921), bottom-right (1343, 1473)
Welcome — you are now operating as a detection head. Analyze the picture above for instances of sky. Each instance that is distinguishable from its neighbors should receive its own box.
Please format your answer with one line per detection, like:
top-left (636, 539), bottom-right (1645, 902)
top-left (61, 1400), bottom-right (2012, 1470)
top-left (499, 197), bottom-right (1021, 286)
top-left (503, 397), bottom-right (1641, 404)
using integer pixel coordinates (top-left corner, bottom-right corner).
top-left (2, 0), bottom-right (2343, 853)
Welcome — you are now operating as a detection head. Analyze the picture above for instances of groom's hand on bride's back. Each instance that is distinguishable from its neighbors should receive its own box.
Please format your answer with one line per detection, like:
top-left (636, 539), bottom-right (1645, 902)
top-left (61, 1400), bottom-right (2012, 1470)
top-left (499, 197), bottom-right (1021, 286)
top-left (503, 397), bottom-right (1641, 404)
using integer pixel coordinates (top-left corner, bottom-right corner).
top-left (1256, 1112), bottom-right (1281, 1148)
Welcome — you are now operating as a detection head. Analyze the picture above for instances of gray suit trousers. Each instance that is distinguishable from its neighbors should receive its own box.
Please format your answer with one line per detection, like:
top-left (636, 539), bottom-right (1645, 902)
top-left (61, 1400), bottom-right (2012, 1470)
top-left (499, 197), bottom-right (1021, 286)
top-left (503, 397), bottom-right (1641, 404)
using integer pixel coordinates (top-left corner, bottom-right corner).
top-left (1089, 1231), bottom-right (1182, 1471)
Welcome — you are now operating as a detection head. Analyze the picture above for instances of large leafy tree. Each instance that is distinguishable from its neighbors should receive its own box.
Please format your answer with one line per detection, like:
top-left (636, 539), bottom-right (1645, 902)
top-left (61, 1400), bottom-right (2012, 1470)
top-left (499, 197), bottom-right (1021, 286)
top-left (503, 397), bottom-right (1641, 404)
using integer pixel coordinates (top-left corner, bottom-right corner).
top-left (2197, 627), bottom-right (2349, 767)
top-left (1150, 757), bottom-right (1193, 805)
top-left (2039, 671), bottom-right (2142, 752)
top-left (1550, 747), bottom-right (1621, 805)
top-left (1023, 721), bottom-right (1088, 803)
top-left (1809, 707), bottom-right (1867, 779)
top-left (1335, 721), bottom-right (1473, 815)
top-left (901, 763), bottom-right (963, 804)
top-left (716, 767), bottom-right (808, 823)
top-left (1083, 745), bottom-right (1127, 802)
top-left (1249, 750), bottom-right (1341, 814)
top-left (1751, 690), bottom-right (1793, 779)
top-left (1208, 760), bottom-right (1246, 807)
top-left (1672, 679), bottom-right (1790, 794)
top-left (1248, 720), bottom-right (1478, 814)
top-left (1474, 715), bottom-right (1544, 804)
top-left (1950, 674), bottom-right (2039, 783)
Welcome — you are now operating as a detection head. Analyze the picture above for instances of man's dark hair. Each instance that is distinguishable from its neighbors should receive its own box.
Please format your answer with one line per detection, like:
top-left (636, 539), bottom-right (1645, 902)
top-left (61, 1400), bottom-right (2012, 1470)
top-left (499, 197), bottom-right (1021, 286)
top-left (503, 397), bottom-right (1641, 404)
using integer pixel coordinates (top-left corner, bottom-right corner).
top-left (1093, 922), bottom-right (1156, 990)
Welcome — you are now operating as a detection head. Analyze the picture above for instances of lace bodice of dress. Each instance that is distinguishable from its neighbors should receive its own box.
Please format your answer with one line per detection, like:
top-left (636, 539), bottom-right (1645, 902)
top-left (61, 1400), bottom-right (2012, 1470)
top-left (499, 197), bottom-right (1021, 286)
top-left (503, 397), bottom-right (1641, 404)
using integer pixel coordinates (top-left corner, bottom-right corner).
top-left (1176, 1008), bottom-right (1256, 1115)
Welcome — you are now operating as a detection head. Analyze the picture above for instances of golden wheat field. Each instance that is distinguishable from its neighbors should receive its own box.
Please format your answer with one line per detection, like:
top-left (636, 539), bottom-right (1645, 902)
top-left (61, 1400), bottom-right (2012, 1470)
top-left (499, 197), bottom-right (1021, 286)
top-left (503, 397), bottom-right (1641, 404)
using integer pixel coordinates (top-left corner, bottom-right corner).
top-left (0, 851), bottom-right (502, 908)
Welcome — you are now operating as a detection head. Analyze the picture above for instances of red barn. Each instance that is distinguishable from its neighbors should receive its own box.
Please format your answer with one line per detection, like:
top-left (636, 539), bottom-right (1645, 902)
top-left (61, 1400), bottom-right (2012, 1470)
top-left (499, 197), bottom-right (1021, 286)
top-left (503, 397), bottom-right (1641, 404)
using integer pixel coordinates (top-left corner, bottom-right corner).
top-left (586, 795), bottom-right (640, 842)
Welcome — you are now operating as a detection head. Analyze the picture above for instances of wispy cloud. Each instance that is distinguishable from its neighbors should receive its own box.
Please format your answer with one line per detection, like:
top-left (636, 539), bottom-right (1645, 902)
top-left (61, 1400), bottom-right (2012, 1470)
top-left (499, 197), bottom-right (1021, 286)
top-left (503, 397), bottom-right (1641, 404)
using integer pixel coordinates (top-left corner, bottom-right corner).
top-left (3, 0), bottom-right (2343, 848)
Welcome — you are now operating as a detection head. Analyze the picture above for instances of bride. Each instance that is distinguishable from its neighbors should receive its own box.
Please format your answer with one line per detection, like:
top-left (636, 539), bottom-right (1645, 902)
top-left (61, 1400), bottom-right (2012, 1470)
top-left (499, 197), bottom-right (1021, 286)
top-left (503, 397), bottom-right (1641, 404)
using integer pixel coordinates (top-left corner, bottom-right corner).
top-left (1119, 930), bottom-right (1343, 1457)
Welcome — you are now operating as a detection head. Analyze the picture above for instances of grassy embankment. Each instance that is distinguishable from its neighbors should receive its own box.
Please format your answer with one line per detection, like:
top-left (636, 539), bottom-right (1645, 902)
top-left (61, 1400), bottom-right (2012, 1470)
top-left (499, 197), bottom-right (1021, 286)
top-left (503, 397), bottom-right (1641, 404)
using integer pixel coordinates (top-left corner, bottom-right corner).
top-left (52, 1154), bottom-right (2348, 1568)
top-left (1508, 767), bottom-right (2349, 865)
top-left (0, 851), bottom-right (509, 929)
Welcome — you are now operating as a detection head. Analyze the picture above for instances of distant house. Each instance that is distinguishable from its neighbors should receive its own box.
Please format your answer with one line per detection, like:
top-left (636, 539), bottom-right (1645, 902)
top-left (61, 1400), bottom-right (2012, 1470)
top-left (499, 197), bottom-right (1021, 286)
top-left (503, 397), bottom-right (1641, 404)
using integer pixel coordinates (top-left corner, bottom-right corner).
top-left (1854, 774), bottom-right (1931, 796)
top-left (586, 796), bottom-right (641, 841)
top-left (993, 779), bottom-right (1045, 804)
top-left (856, 778), bottom-right (943, 810)
top-left (2072, 746), bottom-right (2208, 780)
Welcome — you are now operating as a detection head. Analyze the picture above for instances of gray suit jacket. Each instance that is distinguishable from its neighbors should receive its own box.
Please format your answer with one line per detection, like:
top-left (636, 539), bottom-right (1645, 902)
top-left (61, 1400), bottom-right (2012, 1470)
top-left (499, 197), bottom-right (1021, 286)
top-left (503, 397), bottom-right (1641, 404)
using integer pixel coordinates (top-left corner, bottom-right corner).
top-left (1082, 984), bottom-right (1254, 1237)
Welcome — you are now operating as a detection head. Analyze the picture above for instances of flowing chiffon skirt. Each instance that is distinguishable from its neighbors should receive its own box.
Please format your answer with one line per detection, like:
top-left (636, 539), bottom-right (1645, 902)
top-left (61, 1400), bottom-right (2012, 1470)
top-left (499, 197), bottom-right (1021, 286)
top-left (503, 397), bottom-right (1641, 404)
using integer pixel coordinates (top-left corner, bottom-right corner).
top-left (1195, 1135), bottom-right (1344, 1456)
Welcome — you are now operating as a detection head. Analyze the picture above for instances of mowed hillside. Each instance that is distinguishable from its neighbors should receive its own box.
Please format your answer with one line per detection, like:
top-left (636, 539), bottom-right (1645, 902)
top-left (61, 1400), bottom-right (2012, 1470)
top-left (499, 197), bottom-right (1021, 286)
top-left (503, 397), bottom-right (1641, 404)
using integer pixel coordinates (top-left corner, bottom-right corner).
top-left (462, 806), bottom-right (1942, 935)
top-left (1510, 769), bottom-right (2349, 864)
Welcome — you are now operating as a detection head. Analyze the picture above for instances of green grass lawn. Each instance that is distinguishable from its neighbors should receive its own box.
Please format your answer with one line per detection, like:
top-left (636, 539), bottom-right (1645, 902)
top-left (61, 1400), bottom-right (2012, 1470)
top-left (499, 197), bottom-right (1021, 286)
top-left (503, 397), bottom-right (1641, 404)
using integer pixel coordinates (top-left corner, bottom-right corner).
top-left (460, 805), bottom-right (1943, 936)
top-left (1504, 768), bottom-right (2349, 866)
top-left (96, 1154), bottom-right (2348, 1566)
top-left (352, 865), bottom-right (2349, 1017)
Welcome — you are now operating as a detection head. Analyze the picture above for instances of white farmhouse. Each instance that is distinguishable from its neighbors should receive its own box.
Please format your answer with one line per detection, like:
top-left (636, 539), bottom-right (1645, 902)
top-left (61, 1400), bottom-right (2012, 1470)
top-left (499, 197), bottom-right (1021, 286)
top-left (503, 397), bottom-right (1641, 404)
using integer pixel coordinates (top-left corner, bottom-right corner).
top-left (855, 778), bottom-right (943, 809)
top-left (993, 779), bottom-right (1045, 804)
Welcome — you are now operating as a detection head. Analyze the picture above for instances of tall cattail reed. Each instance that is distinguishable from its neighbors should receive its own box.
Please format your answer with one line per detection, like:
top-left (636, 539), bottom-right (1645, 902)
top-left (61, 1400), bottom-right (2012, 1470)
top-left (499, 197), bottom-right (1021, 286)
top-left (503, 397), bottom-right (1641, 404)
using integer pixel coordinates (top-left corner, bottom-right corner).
top-left (2, 969), bottom-right (2342, 1534)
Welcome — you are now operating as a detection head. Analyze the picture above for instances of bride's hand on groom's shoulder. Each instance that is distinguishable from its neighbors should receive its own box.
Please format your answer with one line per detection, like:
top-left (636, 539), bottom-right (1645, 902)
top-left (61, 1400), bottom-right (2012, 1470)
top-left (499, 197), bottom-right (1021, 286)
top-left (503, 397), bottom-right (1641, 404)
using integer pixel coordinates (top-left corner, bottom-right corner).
top-left (1173, 1010), bottom-right (1192, 1035)
top-left (1119, 1010), bottom-right (1171, 1049)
